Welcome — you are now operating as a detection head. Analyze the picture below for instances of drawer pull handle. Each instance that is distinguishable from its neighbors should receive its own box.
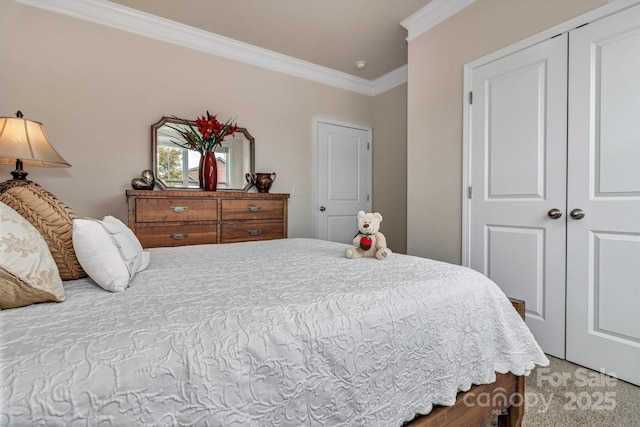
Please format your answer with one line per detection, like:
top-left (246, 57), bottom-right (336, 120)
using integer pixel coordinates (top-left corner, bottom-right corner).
top-left (170, 233), bottom-right (188, 240)
top-left (247, 205), bottom-right (262, 212)
top-left (247, 229), bottom-right (262, 236)
top-left (170, 206), bottom-right (188, 213)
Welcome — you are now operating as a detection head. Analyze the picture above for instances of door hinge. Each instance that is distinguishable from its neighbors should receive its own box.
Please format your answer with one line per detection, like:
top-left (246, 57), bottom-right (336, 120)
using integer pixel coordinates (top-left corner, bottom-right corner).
top-left (367, 142), bottom-right (370, 150)
top-left (468, 186), bottom-right (473, 199)
top-left (367, 194), bottom-right (370, 202)
top-left (469, 91), bottom-right (473, 104)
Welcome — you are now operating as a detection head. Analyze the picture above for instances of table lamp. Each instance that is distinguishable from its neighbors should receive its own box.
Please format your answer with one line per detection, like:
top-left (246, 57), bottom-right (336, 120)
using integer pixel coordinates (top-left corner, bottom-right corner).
top-left (0, 111), bottom-right (71, 194)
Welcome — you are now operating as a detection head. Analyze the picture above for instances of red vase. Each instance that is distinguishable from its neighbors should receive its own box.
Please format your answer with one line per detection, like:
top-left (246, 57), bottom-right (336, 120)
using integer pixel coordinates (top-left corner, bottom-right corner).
top-left (199, 151), bottom-right (218, 191)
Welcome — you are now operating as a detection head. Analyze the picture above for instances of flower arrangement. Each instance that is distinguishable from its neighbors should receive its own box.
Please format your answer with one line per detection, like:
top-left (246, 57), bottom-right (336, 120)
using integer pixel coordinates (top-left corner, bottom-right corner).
top-left (169, 111), bottom-right (237, 154)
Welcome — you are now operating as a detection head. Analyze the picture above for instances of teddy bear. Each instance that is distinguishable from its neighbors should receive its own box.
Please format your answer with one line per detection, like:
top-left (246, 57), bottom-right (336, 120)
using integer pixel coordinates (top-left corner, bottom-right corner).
top-left (345, 211), bottom-right (392, 260)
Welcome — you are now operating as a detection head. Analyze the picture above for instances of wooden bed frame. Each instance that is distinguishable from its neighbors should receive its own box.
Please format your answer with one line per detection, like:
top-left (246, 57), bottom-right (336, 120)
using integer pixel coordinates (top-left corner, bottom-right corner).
top-left (407, 298), bottom-right (527, 427)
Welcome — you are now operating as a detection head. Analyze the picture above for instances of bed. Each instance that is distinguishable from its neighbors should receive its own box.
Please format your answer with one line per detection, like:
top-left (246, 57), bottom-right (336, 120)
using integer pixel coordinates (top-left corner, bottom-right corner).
top-left (0, 237), bottom-right (548, 426)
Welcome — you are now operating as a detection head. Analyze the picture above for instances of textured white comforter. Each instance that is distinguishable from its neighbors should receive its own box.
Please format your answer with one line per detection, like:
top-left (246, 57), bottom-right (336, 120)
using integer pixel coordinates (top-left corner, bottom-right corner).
top-left (0, 238), bottom-right (547, 426)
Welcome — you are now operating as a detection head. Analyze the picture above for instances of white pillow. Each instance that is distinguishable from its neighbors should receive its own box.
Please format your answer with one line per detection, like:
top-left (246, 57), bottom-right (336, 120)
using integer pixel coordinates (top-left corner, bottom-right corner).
top-left (72, 215), bottom-right (150, 292)
top-left (0, 201), bottom-right (64, 309)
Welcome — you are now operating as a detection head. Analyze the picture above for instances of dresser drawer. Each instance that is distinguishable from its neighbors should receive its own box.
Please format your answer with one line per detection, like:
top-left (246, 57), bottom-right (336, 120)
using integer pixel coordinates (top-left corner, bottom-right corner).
top-left (221, 199), bottom-right (284, 221)
top-left (135, 224), bottom-right (217, 248)
top-left (136, 198), bottom-right (218, 223)
top-left (220, 221), bottom-right (284, 243)
top-left (127, 190), bottom-right (289, 247)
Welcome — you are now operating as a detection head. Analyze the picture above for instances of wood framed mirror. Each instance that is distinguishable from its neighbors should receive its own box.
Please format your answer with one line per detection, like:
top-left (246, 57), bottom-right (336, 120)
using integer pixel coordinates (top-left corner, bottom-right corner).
top-left (151, 116), bottom-right (255, 191)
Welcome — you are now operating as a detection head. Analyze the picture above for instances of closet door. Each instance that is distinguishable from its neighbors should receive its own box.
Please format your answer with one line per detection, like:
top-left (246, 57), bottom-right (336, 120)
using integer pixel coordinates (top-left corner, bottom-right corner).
top-left (468, 34), bottom-right (568, 358)
top-left (566, 4), bottom-right (640, 386)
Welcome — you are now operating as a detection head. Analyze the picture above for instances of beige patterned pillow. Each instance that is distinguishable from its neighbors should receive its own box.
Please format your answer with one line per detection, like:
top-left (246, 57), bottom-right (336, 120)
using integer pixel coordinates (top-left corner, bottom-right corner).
top-left (0, 185), bottom-right (86, 280)
top-left (0, 201), bottom-right (64, 309)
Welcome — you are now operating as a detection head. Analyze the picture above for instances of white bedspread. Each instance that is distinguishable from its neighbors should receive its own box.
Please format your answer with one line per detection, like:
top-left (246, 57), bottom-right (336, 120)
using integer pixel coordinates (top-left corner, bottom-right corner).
top-left (0, 238), bottom-right (547, 426)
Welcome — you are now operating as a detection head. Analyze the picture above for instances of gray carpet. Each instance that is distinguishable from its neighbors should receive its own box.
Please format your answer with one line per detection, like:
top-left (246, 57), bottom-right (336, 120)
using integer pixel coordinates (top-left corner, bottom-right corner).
top-left (522, 356), bottom-right (640, 427)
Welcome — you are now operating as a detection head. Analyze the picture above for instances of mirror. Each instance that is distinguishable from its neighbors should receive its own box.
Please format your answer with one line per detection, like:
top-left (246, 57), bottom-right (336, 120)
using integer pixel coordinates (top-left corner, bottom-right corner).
top-left (151, 116), bottom-right (255, 191)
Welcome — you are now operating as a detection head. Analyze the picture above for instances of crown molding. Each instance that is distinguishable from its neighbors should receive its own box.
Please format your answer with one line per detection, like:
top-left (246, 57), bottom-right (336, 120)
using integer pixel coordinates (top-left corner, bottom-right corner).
top-left (16, 0), bottom-right (406, 96)
top-left (401, 0), bottom-right (476, 41)
top-left (371, 65), bottom-right (408, 96)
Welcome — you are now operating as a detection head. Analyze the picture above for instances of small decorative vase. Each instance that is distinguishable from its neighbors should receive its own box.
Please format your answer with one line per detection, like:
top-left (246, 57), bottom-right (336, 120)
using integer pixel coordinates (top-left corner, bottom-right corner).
top-left (199, 151), bottom-right (218, 191)
top-left (245, 172), bottom-right (276, 193)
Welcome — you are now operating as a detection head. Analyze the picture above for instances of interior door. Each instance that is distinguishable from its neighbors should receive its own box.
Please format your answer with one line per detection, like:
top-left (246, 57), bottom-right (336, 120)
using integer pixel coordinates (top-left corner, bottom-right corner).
top-left (566, 5), bottom-right (640, 386)
top-left (315, 120), bottom-right (371, 243)
top-left (468, 34), bottom-right (568, 358)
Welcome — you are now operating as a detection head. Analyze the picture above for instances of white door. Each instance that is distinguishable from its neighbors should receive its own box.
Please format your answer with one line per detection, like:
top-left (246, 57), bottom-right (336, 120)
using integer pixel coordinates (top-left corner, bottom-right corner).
top-left (468, 35), bottom-right (568, 358)
top-left (315, 120), bottom-right (371, 243)
top-left (566, 5), bottom-right (640, 386)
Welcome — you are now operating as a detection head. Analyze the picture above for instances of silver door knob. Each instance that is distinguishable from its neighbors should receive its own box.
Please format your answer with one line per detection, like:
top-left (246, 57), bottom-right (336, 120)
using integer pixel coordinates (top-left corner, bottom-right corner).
top-left (319, 206), bottom-right (326, 211)
top-left (570, 208), bottom-right (585, 220)
top-left (548, 208), bottom-right (562, 219)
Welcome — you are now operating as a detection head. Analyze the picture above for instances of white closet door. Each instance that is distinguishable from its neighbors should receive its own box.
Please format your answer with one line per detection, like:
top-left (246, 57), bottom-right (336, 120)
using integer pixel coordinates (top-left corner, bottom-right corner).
top-left (566, 4), bottom-right (640, 386)
top-left (315, 121), bottom-right (372, 243)
top-left (468, 34), bottom-right (568, 358)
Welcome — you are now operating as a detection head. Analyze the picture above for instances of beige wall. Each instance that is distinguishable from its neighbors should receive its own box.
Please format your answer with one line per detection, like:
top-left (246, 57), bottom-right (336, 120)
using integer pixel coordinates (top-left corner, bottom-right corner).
top-left (406, 0), bottom-right (606, 264)
top-left (1, 0), bottom-right (406, 240)
top-left (372, 83), bottom-right (407, 253)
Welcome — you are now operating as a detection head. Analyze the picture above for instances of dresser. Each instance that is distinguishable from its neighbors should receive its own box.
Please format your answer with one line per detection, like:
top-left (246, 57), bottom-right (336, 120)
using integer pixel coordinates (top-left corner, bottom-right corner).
top-left (126, 190), bottom-right (289, 248)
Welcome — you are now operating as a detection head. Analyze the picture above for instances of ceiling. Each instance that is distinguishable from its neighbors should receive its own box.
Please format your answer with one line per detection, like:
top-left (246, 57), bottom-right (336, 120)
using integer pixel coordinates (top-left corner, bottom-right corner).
top-left (108, 0), bottom-right (433, 80)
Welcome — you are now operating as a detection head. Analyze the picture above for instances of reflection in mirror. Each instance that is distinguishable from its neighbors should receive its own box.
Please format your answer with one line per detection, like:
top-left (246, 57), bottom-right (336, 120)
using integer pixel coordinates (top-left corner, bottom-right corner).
top-left (151, 117), bottom-right (255, 191)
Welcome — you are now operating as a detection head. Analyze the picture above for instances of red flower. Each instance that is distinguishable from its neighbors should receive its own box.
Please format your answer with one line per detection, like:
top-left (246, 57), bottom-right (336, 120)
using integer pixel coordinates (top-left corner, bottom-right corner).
top-left (169, 110), bottom-right (237, 154)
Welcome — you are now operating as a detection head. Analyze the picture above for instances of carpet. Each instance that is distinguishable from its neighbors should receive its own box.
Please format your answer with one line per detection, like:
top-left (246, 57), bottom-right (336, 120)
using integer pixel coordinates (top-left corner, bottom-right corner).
top-left (522, 356), bottom-right (640, 427)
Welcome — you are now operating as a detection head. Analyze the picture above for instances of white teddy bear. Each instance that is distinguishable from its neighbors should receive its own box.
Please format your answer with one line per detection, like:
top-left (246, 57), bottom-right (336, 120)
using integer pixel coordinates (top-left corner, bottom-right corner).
top-left (345, 211), bottom-right (392, 260)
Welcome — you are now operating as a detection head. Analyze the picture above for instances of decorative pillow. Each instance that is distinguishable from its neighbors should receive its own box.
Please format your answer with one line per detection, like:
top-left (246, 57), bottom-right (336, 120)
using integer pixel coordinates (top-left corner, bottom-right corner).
top-left (72, 215), bottom-right (150, 292)
top-left (0, 201), bottom-right (64, 309)
top-left (0, 185), bottom-right (86, 280)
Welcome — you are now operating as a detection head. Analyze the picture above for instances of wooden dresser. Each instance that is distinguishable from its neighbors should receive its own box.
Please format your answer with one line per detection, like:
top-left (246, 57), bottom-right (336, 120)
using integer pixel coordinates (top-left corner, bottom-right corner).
top-left (126, 190), bottom-right (289, 248)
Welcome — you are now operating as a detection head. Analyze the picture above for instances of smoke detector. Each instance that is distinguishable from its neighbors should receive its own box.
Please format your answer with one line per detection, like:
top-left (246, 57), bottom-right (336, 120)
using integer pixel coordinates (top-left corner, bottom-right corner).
top-left (355, 60), bottom-right (367, 70)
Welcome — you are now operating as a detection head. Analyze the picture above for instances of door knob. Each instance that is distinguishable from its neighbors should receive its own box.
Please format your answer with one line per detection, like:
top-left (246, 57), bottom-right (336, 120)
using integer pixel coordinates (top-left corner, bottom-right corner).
top-left (570, 208), bottom-right (585, 220)
top-left (548, 208), bottom-right (562, 219)
top-left (319, 206), bottom-right (326, 212)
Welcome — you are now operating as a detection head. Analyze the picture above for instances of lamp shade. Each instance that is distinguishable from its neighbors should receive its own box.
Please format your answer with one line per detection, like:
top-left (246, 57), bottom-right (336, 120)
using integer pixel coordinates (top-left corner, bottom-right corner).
top-left (0, 117), bottom-right (70, 168)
